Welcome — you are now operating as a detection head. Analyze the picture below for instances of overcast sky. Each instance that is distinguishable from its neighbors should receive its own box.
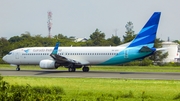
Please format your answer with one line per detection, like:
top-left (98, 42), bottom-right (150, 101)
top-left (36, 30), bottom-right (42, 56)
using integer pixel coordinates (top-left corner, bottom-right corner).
top-left (0, 0), bottom-right (180, 41)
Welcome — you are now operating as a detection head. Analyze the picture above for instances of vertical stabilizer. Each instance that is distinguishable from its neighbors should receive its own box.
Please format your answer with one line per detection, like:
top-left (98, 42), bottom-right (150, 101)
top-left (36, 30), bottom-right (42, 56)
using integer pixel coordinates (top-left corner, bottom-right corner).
top-left (128, 12), bottom-right (161, 48)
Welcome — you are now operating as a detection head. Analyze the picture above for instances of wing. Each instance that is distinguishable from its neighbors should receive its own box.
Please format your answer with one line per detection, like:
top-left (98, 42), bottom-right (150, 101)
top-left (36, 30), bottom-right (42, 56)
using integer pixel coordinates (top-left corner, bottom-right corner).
top-left (50, 42), bottom-right (89, 65)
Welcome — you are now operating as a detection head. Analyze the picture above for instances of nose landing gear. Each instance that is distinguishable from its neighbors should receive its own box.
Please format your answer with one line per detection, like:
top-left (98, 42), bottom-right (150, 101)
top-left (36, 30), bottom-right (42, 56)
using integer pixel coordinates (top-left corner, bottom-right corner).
top-left (16, 65), bottom-right (20, 71)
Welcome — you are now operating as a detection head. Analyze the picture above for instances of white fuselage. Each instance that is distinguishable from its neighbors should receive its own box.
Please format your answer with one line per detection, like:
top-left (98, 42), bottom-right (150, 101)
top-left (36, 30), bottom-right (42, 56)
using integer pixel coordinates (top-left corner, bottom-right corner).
top-left (3, 46), bottom-right (127, 65)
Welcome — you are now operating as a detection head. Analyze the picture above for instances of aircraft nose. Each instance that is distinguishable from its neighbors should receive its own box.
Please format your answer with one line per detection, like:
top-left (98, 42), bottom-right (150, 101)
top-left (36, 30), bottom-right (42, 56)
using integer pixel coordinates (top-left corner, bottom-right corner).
top-left (2, 55), bottom-right (7, 62)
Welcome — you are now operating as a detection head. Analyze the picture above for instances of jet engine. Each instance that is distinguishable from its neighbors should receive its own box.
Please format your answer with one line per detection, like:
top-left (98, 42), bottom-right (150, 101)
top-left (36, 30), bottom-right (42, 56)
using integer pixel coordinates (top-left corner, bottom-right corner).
top-left (39, 59), bottom-right (59, 69)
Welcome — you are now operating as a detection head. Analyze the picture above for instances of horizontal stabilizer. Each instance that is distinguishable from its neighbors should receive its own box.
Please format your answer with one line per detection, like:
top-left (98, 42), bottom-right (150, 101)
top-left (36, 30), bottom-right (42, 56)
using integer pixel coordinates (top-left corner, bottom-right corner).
top-left (156, 48), bottom-right (167, 51)
top-left (139, 46), bottom-right (153, 52)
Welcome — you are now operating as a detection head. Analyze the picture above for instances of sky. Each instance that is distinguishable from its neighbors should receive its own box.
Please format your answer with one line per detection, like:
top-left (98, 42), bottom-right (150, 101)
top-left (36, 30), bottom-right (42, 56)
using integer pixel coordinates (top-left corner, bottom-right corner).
top-left (0, 0), bottom-right (180, 41)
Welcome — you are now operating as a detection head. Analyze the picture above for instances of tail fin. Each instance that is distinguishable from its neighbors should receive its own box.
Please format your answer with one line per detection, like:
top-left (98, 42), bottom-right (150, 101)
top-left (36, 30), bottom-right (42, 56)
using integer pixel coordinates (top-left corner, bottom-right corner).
top-left (128, 12), bottom-right (161, 48)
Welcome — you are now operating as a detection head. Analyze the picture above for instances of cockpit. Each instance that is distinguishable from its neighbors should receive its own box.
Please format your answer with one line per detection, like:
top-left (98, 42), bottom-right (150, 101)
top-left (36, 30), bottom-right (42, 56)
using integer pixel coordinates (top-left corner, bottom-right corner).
top-left (3, 49), bottom-right (21, 65)
top-left (2, 51), bottom-right (13, 63)
top-left (8, 52), bottom-right (12, 55)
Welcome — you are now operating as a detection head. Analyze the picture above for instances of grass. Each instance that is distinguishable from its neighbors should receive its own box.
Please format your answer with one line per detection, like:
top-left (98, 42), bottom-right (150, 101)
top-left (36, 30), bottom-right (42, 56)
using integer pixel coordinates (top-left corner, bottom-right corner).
top-left (2, 76), bottom-right (180, 101)
top-left (1, 64), bottom-right (180, 72)
top-left (1, 64), bottom-right (180, 100)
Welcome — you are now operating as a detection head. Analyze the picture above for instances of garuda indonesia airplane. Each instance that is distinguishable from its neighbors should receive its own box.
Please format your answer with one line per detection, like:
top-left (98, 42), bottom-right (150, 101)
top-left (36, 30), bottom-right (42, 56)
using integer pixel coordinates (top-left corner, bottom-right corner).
top-left (3, 12), bottom-right (161, 72)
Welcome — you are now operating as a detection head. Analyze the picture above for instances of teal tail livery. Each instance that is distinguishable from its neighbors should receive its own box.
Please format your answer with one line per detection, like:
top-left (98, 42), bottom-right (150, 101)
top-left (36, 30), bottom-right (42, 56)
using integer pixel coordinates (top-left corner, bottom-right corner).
top-left (100, 12), bottom-right (161, 65)
top-left (51, 42), bottom-right (60, 55)
top-left (2, 12), bottom-right (161, 72)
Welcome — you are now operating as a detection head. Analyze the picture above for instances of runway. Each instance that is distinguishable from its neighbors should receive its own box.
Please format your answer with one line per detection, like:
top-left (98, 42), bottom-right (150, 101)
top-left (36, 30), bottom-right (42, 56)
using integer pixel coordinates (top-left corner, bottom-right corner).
top-left (0, 69), bottom-right (180, 80)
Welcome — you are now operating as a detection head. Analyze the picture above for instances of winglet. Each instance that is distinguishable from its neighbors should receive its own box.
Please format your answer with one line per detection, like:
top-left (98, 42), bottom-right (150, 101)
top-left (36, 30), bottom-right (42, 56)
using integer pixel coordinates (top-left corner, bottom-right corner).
top-left (128, 12), bottom-right (161, 48)
top-left (51, 42), bottom-right (60, 55)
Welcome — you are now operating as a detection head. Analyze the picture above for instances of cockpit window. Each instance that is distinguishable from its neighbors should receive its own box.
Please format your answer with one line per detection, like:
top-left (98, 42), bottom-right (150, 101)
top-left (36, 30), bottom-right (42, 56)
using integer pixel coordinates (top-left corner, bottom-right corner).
top-left (8, 52), bottom-right (12, 55)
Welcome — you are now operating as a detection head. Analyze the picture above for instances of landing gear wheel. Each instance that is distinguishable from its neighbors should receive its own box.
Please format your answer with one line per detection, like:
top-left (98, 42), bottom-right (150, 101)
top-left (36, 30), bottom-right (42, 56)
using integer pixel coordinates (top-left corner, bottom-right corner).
top-left (82, 67), bottom-right (89, 72)
top-left (16, 65), bottom-right (20, 71)
top-left (68, 67), bottom-right (76, 72)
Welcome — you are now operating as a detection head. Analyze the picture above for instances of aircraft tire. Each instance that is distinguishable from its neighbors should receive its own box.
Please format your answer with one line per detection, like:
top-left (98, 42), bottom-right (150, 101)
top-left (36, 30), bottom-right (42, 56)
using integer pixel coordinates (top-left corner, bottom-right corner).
top-left (68, 67), bottom-right (76, 72)
top-left (16, 67), bottom-right (20, 71)
top-left (82, 67), bottom-right (89, 72)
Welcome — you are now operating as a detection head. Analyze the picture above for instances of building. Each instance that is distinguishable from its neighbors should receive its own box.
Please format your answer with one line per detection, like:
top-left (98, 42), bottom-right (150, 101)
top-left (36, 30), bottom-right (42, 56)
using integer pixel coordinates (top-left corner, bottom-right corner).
top-left (162, 42), bottom-right (180, 63)
top-left (74, 38), bottom-right (88, 42)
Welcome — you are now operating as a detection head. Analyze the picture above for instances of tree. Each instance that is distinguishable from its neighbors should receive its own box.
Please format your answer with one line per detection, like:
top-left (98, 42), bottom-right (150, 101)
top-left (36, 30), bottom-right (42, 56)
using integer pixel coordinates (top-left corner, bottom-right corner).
top-left (0, 37), bottom-right (10, 57)
top-left (89, 29), bottom-right (106, 46)
top-left (21, 31), bottom-right (31, 39)
top-left (53, 34), bottom-right (76, 46)
top-left (107, 35), bottom-right (121, 46)
top-left (149, 38), bottom-right (168, 63)
top-left (123, 21), bottom-right (136, 43)
top-left (8, 36), bottom-right (22, 43)
top-left (173, 40), bottom-right (180, 44)
top-left (54, 34), bottom-right (68, 39)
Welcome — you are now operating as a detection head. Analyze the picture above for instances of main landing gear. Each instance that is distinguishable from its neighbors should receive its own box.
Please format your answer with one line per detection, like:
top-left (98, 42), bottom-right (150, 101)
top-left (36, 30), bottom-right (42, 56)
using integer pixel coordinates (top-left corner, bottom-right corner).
top-left (68, 65), bottom-right (89, 72)
top-left (68, 64), bottom-right (76, 72)
top-left (16, 65), bottom-right (20, 71)
top-left (82, 66), bottom-right (89, 72)
top-left (68, 67), bottom-right (76, 72)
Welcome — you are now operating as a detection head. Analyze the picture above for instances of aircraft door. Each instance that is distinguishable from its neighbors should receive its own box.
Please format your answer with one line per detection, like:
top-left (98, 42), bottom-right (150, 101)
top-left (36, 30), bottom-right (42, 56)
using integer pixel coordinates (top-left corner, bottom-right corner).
top-left (124, 49), bottom-right (128, 59)
top-left (15, 52), bottom-right (19, 59)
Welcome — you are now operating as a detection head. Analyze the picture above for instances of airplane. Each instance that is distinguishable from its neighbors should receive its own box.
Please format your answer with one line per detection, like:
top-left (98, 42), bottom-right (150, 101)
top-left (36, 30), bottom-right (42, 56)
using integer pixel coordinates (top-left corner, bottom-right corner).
top-left (2, 12), bottom-right (161, 72)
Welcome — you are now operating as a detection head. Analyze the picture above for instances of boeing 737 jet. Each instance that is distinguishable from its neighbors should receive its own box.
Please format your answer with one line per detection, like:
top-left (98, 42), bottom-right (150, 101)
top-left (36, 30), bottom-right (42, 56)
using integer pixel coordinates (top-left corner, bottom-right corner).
top-left (3, 12), bottom-right (161, 72)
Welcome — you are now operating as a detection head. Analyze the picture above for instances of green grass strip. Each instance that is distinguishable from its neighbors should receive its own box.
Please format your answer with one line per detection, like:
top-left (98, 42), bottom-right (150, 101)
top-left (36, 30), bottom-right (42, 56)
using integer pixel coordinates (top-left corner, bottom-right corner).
top-left (3, 76), bottom-right (180, 101)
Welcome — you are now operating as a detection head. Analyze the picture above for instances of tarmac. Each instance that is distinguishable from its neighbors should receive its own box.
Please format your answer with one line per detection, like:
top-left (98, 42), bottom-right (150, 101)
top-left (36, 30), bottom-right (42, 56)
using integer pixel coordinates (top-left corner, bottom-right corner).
top-left (0, 69), bottom-right (180, 80)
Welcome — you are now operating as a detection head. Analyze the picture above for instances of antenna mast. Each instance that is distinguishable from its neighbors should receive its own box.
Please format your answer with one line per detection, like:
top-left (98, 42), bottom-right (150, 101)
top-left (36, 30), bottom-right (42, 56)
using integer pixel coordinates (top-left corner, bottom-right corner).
top-left (47, 11), bottom-right (52, 38)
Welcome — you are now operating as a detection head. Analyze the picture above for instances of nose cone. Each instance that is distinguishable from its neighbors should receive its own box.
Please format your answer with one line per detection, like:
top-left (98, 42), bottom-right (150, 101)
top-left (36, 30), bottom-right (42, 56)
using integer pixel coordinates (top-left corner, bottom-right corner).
top-left (2, 55), bottom-right (7, 62)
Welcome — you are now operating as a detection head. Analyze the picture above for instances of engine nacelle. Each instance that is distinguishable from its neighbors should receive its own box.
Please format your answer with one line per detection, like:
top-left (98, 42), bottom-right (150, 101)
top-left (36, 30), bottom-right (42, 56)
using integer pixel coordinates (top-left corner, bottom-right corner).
top-left (39, 59), bottom-right (59, 69)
